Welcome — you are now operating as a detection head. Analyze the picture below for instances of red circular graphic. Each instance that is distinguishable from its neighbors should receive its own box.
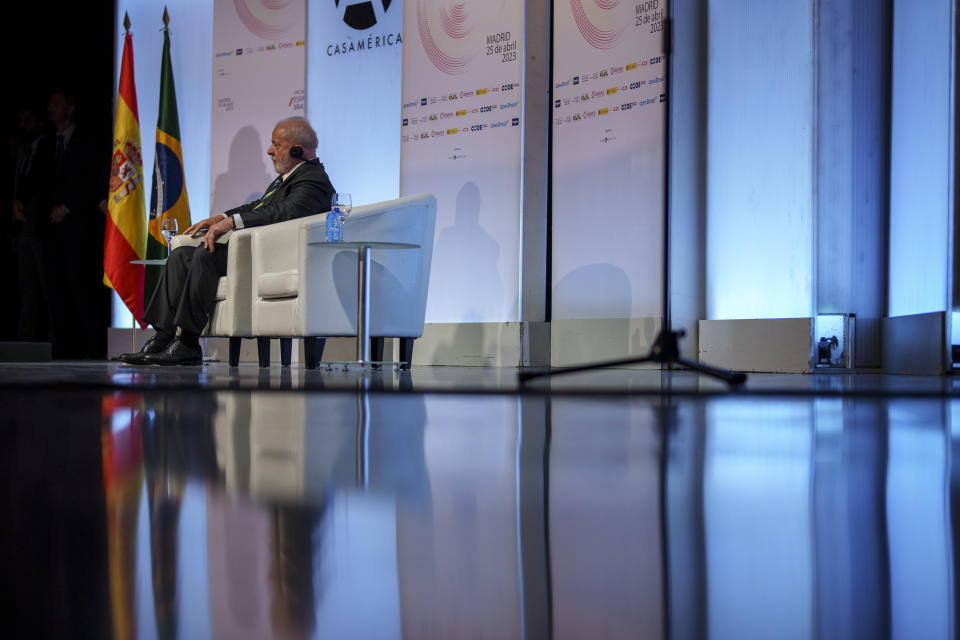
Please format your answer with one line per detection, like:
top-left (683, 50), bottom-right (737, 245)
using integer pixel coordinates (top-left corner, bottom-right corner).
top-left (417, 0), bottom-right (477, 75)
top-left (233, 0), bottom-right (297, 39)
top-left (571, 0), bottom-right (625, 50)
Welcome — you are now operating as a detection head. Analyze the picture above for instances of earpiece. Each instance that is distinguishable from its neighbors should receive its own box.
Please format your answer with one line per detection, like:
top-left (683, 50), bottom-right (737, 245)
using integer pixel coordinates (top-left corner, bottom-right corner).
top-left (290, 145), bottom-right (304, 159)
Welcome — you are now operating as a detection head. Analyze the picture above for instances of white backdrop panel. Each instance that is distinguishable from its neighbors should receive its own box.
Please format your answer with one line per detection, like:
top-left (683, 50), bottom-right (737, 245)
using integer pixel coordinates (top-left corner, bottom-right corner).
top-left (551, 0), bottom-right (667, 321)
top-left (211, 0), bottom-right (306, 215)
top-left (400, 0), bottom-right (524, 324)
top-left (888, 0), bottom-right (952, 317)
top-left (706, 0), bottom-right (814, 320)
top-left (112, 0), bottom-right (214, 328)
top-left (307, 0), bottom-right (403, 206)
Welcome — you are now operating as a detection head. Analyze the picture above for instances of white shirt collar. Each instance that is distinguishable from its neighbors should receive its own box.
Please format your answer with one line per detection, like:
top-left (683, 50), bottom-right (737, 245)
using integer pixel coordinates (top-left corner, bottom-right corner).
top-left (58, 123), bottom-right (76, 146)
top-left (281, 160), bottom-right (306, 182)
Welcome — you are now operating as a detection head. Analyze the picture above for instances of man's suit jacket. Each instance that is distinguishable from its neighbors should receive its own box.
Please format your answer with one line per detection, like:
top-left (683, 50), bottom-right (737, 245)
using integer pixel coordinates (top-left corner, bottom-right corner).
top-left (224, 158), bottom-right (334, 229)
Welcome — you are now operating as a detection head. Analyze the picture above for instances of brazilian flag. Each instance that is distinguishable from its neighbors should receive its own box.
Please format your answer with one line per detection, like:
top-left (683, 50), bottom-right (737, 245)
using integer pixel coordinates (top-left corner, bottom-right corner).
top-left (146, 19), bottom-right (191, 304)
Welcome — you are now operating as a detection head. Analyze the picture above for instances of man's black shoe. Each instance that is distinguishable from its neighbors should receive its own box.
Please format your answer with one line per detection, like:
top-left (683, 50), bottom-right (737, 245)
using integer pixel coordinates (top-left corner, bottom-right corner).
top-left (118, 334), bottom-right (171, 365)
top-left (143, 337), bottom-right (203, 366)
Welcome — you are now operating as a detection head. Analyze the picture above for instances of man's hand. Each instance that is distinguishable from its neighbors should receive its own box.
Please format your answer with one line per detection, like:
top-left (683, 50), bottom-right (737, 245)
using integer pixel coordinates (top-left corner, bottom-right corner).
top-left (203, 215), bottom-right (234, 252)
top-left (49, 204), bottom-right (69, 224)
top-left (12, 200), bottom-right (26, 222)
top-left (184, 215), bottom-right (227, 238)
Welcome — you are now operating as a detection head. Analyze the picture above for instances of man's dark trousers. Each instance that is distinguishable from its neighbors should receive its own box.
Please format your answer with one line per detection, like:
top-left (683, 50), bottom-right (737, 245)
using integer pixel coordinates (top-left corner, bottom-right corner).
top-left (143, 243), bottom-right (229, 337)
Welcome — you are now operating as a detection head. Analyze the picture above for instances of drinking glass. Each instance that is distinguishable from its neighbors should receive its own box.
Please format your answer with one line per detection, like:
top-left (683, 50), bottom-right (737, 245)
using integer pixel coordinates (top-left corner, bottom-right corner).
top-left (160, 218), bottom-right (178, 256)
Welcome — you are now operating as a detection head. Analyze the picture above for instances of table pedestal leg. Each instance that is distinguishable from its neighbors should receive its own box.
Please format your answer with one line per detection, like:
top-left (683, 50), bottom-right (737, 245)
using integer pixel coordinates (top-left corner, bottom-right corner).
top-left (356, 245), bottom-right (372, 362)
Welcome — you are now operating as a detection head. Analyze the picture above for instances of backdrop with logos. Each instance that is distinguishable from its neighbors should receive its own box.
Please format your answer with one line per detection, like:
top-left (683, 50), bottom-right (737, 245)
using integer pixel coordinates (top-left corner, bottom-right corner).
top-left (210, 0), bottom-right (307, 215)
top-left (399, 0), bottom-right (525, 324)
top-left (307, 0), bottom-right (403, 206)
top-left (551, 0), bottom-right (668, 321)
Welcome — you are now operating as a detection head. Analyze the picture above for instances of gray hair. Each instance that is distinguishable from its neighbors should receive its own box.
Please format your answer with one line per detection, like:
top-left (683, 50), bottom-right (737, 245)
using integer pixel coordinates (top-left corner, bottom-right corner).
top-left (276, 116), bottom-right (318, 151)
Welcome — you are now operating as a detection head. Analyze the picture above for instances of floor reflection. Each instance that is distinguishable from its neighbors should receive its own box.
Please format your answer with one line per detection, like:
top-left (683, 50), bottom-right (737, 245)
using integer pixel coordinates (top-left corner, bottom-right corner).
top-left (4, 389), bottom-right (960, 638)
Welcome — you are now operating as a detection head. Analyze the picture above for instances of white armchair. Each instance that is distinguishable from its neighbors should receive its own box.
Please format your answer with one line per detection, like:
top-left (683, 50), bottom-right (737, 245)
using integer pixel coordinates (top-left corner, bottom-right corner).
top-left (249, 193), bottom-right (437, 368)
top-left (168, 230), bottom-right (274, 367)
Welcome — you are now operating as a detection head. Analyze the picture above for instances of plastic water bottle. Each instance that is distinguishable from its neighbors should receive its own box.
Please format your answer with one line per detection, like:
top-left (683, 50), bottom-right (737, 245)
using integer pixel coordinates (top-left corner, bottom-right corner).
top-left (325, 206), bottom-right (343, 242)
top-left (325, 193), bottom-right (352, 242)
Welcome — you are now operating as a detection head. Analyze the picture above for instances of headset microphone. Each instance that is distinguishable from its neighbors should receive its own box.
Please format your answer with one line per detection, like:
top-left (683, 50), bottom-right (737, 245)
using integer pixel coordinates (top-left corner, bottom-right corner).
top-left (290, 145), bottom-right (304, 159)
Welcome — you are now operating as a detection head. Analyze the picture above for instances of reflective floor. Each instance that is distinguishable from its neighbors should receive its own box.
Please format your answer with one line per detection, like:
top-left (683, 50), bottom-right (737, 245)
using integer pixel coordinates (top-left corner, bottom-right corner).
top-left (3, 365), bottom-right (960, 638)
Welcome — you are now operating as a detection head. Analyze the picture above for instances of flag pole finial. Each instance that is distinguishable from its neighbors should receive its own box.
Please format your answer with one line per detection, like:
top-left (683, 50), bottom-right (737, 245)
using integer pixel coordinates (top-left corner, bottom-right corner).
top-left (162, 7), bottom-right (169, 28)
top-left (123, 12), bottom-right (131, 33)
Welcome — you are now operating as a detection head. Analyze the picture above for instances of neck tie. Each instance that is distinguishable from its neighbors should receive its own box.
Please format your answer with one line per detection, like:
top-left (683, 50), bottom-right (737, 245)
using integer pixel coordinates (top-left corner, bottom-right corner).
top-left (55, 134), bottom-right (64, 172)
top-left (254, 176), bottom-right (283, 210)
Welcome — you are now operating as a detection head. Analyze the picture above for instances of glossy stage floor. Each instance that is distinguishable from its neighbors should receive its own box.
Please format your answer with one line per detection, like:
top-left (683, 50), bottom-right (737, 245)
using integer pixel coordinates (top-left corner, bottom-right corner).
top-left (3, 361), bottom-right (960, 639)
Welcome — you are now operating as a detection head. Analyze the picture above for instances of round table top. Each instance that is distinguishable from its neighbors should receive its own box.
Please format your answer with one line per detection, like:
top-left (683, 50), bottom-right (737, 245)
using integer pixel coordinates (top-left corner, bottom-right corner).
top-left (307, 241), bottom-right (420, 250)
top-left (129, 259), bottom-right (168, 266)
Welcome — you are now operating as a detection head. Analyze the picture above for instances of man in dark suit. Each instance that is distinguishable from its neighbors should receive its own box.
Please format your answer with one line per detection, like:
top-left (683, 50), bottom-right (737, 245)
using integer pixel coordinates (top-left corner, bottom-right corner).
top-left (120, 116), bottom-right (334, 365)
top-left (14, 92), bottom-right (108, 359)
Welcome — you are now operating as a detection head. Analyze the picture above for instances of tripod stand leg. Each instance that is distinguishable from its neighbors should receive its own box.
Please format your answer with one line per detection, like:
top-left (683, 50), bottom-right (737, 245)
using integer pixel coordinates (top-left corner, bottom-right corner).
top-left (674, 356), bottom-right (747, 386)
top-left (518, 355), bottom-right (657, 382)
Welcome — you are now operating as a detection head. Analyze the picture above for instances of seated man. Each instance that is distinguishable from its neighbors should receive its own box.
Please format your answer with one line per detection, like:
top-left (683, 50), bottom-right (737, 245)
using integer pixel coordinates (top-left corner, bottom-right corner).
top-left (120, 116), bottom-right (334, 365)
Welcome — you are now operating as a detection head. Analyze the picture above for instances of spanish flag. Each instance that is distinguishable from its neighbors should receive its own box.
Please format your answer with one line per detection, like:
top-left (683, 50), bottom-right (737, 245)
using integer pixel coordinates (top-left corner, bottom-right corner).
top-left (145, 13), bottom-right (191, 304)
top-left (105, 23), bottom-right (147, 327)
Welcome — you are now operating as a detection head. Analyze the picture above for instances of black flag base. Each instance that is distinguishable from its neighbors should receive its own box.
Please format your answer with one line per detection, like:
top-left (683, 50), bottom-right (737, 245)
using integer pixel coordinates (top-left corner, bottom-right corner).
top-left (517, 328), bottom-right (747, 386)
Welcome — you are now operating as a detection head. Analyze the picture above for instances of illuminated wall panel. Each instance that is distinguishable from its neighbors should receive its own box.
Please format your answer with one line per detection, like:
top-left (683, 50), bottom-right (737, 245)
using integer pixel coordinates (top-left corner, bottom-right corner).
top-left (706, 0), bottom-right (815, 320)
top-left (887, 0), bottom-right (953, 317)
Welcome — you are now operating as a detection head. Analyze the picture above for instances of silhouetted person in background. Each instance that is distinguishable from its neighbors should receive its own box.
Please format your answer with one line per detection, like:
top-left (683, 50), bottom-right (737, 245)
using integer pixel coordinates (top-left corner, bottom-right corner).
top-left (15, 91), bottom-right (109, 359)
top-left (5, 102), bottom-right (45, 340)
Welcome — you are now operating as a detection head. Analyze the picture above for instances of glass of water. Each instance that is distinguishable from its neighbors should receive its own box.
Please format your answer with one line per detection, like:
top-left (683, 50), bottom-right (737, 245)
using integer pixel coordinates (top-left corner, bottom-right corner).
top-left (160, 217), bottom-right (178, 256)
top-left (326, 193), bottom-right (352, 242)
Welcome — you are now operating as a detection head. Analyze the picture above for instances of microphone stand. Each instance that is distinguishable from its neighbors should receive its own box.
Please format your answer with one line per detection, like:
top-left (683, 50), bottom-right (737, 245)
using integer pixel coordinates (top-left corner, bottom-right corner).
top-left (520, 9), bottom-right (746, 387)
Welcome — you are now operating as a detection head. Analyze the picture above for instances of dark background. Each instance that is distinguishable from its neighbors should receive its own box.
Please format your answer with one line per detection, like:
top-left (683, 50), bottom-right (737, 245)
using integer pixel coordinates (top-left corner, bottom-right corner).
top-left (2, 2), bottom-right (116, 342)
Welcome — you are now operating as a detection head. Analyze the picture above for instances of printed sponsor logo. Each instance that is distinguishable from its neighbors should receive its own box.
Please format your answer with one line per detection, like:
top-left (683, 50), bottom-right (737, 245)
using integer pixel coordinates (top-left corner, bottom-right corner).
top-left (555, 99), bottom-right (561, 108)
top-left (428, 114), bottom-right (439, 121)
top-left (402, 118), bottom-right (409, 126)
top-left (481, 105), bottom-right (495, 113)
top-left (470, 124), bottom-right (485, 131)
top-left (599, 69), bottom-right (608, 77)
top-left (403, 100), bottom-right (418, 108)
top-left (649, 56), bottom-right (663, 64)
top-left (266, 44), bottom-right (276, 50)
top-left (501, 83), bottom-right (518, 91)
top-left (460, 90), bottom-right (474, 98)
top-left (278, 42), bottom-right (294, 49)
top-left (215, 50), bottom-right (233, 57)
top-left (236, 48), bottom-right (243, 55)
top-left (598, 107), bottom-right (609, 115)
top-left (610, 65), bottom-right (624, 74)
top-left (499, 101), bottom-right (518, 109)
top-left (477, 88), bottom-right (489, 95)
top-left (421, 98), bottom-right (428, 105)
top-left (626, 62), bottom-right (637, 71)
top-left (447, 128), bottom-right (459, 135)
top-left (335, 0), bottom-right (394, 31)
top-left (327, 32), bottom-right (402, 55)
top-left (606, 87), bottom-right (618, 95)
top-left (511, 117), bottom-right (520, 125)
top-left (490, 120), bottom-right (509, 128)
top-left (440, 111), bottom-right (454, 118)
top-left (448, 93), bottom-right (458, 100)
top-left (456, 109), bottom-right (467, 116)
top-left (296, 40), bottom-right (305, 46)
top-left (592, 90), bottom-right (605, 98)
top-left (555, 79), bottom-right (570, 88)
top-left (432, 130), bottom-right (445, 137)
top-left (630, 81), bottom-right (644, 90)
top-left (660, 93), bottom-right (666, 102)
top-left (573, 76), bottom-right (580, 85)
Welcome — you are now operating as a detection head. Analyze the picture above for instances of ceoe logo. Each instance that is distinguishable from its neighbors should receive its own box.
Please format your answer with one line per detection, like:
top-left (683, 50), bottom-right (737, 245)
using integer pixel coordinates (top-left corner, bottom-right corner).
top-left (335, 0), bottom-right (393, 31)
